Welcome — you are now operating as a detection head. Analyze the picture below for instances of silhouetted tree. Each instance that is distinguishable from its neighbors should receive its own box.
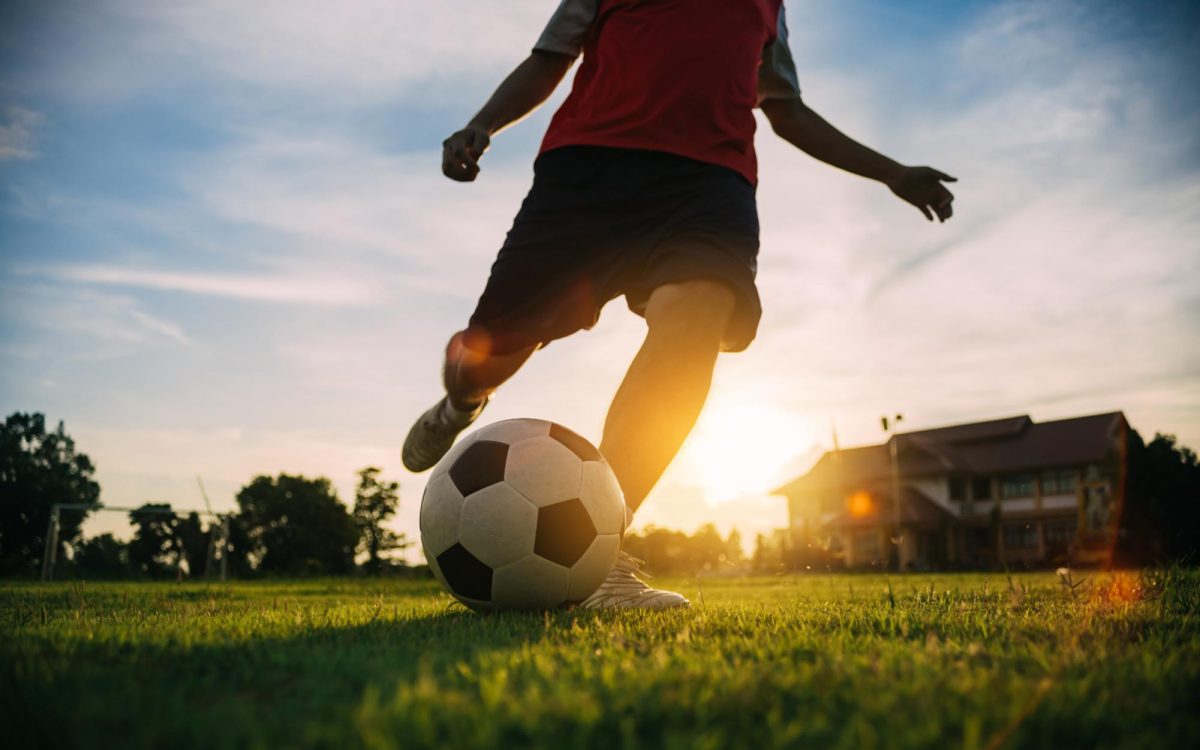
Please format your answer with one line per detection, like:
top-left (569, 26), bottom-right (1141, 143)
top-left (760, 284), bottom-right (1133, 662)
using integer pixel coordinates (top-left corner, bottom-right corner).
top-left (0, 413), bottom-right (101, 575)
top-left (225, 516), bottom-right (255, 577)
top-left (1120, 430), bottom-right (1200, 565)
top-left (73, 533), bottom-right (129, 578)
top-left (128, 504), bottom-right (183, 578)
top-left (620, 525), bottom-right (749, 575)
top-left (689, 524), bottom-right (727, 571)
top-left (751, 531), bottom-right (794, 573)
top-left (725, 529), bottom-right (745, 567)
top-left (177, 512), bottom-right (211, 577)
top-left (236, 474), bottom-right (357, 576)
top-left (352, 467), bottom-right (408, 575)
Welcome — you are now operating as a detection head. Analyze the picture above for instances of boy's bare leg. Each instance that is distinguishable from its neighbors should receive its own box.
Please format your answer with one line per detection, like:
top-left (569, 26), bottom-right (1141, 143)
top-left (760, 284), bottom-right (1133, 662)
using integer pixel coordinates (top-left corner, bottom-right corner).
top-left (583, 278), bottom-right (734, 610)
top-left (599, 279), bottom-right (736, 512)
top-left (442, 331), bottom-right (537, 409)
top-left (402, 331), bottom-right (536, 472)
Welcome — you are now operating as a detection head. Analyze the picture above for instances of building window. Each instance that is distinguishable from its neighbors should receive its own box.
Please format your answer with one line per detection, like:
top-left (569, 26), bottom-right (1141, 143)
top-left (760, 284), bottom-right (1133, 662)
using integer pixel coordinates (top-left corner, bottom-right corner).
top-left (999, 473), bottom-right (1035, 500)
top-left (949, 476), bottom-right (966, 501)
top-left (972, 477), bottom-right (992, 500)
top-left (1044, 518), bottom-right (1077, 549)
top-left (966, 527), bottom-right (993, 555)
top-left (1041, 469), bottom-right (1077, 495)
top-left (1003, 522), bottom-right (1038, 550)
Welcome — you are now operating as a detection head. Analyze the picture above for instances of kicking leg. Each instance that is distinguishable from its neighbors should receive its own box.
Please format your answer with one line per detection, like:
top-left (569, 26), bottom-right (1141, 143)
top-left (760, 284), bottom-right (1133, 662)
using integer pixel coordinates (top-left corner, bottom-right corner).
top-left (402, 330), bottom-right (536, 472)
top-left (600, 279), bottom-right (735, 511)
top-left (442, 330), bottom-right (536, 409)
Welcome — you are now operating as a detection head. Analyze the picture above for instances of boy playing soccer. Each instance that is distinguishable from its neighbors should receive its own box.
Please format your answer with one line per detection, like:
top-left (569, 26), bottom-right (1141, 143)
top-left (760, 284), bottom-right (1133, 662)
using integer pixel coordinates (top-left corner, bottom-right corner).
top-left (404, 0), bottom-right (955, 608)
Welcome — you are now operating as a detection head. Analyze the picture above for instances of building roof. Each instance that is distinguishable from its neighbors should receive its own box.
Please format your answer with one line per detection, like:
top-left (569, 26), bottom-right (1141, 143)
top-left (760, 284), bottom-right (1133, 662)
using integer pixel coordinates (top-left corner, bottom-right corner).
top-left (773, 411), bottom-right (1126, 497)
top-left (828, 486), bottom-right (956, 530)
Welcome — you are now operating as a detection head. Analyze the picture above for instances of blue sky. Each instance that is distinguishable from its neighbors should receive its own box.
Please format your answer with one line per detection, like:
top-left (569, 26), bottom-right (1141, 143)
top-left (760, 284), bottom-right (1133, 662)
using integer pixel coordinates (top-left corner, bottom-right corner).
top-left (2, 0), bottom-right (1198, 554)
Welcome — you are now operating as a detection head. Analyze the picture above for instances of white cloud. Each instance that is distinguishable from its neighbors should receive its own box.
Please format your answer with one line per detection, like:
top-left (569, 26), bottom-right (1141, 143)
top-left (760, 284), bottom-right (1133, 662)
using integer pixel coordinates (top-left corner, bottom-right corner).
top-left (0, 106), bottom-right (42, 160)
top-left (0, 283), bottom-right (193, 350)
top-left (109, 0), bottom-right (555, 101)
top-left (176, 134), bottom-right (535, 299)
top-left (48, 264), bottom-right (381, 306)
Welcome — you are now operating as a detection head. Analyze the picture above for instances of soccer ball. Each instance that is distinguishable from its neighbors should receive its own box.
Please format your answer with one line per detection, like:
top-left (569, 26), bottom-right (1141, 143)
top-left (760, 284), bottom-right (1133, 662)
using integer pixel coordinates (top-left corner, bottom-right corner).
top-left (420, 418), bottom-right (626, 611)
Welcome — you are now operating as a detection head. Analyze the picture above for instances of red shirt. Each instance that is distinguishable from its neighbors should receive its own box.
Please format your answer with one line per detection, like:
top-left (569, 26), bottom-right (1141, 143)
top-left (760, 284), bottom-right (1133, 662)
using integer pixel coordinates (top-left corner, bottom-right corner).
top-left (533, 0), bottom-right (801, 187)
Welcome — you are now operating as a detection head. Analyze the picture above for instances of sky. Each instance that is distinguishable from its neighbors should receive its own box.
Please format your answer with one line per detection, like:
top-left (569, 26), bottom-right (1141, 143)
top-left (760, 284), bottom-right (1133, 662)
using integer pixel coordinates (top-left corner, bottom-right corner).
top-left (2, 0), bottom-right (1198, 559)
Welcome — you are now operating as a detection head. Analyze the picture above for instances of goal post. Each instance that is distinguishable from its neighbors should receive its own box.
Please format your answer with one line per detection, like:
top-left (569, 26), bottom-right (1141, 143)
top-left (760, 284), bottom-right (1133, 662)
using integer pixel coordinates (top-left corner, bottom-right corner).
top-left (42, 503), bottom-right (233, 582)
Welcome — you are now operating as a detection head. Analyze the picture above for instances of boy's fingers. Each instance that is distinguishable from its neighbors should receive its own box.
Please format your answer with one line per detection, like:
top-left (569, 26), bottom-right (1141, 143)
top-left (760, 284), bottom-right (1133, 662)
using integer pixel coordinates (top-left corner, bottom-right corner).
top-left (934, 169), bottom-right (957, 182)
top-left (442, 136), bottom-right (482, 181)
top-left (919, 204), bottom-right (934, 221)
top-left (466, 130), bottom-right (490, 158)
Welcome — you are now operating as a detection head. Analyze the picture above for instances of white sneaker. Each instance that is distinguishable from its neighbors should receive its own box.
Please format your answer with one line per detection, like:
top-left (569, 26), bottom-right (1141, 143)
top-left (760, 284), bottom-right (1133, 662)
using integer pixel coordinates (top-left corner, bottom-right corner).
top-left (402, 396), bottom-right (486, 472)
top-left (579, 551), bottom-right (690, 610)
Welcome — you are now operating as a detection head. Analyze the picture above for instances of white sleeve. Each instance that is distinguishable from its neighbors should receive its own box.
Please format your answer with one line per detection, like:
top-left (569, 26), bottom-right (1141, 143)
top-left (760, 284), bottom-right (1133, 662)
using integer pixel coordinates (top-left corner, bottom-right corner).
top-left (533, 0), bottom-right (600, 58)
top-left (757, 4), bottom-right (802, 105)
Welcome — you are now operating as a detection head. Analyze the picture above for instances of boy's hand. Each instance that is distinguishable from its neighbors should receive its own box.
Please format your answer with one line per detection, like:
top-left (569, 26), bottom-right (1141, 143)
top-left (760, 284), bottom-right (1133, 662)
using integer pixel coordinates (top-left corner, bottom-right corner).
top-left (887, 166), bottom-right (957, 222)
top-left (442, 124), bottom-right (491, 182)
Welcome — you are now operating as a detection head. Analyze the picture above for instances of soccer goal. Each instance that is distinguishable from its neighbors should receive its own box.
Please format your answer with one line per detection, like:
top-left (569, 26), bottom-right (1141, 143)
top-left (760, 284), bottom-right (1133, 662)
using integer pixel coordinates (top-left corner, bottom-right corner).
top-left (41, 503), bottom-right (234, 582)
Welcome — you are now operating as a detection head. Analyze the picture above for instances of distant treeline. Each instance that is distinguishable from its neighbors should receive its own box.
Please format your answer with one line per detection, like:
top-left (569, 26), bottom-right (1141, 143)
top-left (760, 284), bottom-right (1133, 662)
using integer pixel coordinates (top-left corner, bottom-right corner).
top-left (1, 411), bottom-right (414, 578)
top-left (3, 413), bottom-right (1198, 579)
top-left (65, 469), bottom-right (417, 580)
top-left (621, 524), bottom-right (825, 577)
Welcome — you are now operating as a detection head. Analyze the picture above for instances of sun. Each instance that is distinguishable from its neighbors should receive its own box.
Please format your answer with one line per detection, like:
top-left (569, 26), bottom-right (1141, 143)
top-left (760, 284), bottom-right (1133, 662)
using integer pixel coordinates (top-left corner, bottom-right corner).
top-left (676, 394), bottom-right (817, 504)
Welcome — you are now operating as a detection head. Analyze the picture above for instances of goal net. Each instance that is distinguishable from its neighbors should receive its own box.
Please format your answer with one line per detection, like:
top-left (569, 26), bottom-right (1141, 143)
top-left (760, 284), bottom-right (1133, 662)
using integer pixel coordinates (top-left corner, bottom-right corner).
top-left (42, 503), bottom-right (234, 582)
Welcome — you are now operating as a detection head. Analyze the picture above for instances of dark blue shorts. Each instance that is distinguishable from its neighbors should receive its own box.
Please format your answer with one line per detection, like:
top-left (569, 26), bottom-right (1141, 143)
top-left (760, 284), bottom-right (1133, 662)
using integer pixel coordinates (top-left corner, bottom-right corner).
top-left (467, 145), bottom-right (761, 354)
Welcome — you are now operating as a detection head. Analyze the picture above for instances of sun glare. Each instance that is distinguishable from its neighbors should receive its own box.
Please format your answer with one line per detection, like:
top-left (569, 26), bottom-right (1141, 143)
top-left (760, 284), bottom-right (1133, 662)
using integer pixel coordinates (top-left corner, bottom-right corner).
top-left (848, 490), bottom-right (875, 517)
top-left (677, 396), bottom-right (816, 504)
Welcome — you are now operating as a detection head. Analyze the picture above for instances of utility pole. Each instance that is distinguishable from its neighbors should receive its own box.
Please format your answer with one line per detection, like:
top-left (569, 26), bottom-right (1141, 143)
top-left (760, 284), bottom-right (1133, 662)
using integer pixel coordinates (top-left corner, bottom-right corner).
top-left (220, 516), bottom-right (230, 582)
top-left (881, 414), bottom-right (904, 570)
top-left (40, 505), bottom-right (61, 581)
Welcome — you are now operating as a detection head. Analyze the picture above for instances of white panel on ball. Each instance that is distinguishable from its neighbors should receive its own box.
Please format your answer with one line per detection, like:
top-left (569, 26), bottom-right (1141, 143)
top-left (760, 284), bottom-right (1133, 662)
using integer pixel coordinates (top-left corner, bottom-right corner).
top-left (579, 461), bottom-right (625, 535)
top-left (474, 418), bottom-right (553, 445)
top-left (420, 473), bottom-right (465, 558)
top-left (504, 436), bottom-right (583, 507)
top-left (566, 533), bottom-right (621, 601)
top-left (492, 555), bottom-right (570, 610)
top-left (459, 483), bottom-right (538, 568)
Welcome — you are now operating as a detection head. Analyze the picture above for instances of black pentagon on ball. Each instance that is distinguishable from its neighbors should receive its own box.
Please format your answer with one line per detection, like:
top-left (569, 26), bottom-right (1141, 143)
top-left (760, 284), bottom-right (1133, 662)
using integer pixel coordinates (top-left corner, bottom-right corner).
top-left (436, 543), bottom-right (493, 601)
top-left (534, 498), bottom-right (597, 567)
top-left (549, 422), bottom-right (602, 462)
top-left (449, 440), bottom-right (509, 496)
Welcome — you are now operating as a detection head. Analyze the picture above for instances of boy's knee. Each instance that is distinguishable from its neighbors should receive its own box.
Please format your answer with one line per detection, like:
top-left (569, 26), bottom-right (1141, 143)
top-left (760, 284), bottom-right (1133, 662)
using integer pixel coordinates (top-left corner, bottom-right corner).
top-left (644, 280), bottom-right (736, 339)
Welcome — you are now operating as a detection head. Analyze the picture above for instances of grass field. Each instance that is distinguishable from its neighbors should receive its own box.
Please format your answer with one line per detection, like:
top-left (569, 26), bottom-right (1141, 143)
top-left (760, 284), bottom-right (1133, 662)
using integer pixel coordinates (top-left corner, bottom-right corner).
top-left (3, 571), bottom-right (1198, 749)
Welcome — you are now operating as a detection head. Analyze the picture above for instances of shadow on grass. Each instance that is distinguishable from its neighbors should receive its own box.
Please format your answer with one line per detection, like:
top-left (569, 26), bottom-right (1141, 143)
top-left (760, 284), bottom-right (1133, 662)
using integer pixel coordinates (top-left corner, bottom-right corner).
top-left (3, 603), bottom-right (584, 750)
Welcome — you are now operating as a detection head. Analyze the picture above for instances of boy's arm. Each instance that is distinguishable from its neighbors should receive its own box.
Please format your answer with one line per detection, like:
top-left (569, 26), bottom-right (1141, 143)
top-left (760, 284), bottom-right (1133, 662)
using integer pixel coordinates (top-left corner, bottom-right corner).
top-left (760, 97), bottom-right (957, 222)
top-left (443, 51), bottom-right (575, 182)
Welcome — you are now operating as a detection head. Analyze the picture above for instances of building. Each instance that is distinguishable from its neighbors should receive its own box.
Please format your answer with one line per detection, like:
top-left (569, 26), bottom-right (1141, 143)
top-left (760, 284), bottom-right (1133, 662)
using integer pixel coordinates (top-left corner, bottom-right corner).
top-left (772, 412), bottom-right (1128, 569)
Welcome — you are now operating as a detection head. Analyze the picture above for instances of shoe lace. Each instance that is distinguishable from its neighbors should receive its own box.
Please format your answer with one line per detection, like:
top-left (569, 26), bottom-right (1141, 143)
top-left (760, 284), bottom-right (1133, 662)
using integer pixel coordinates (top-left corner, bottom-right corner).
top-left (597, 552), bottom-right (654, 595)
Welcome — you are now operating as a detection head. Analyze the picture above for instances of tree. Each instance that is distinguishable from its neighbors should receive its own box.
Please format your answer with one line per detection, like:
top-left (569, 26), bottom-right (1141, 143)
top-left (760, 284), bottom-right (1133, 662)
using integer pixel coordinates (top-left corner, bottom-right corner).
top-left (0, 412), bottom-right (101, 575)
top-left (689, 524), bottom-right (727, 572)
top-left (751, 531), bottom-right (794, 573)
top-left (725, 529), bottom-right (745, 567)
top-left (352, 467), bottom-right (408, 575)
top-left (236, 474), bottom-right (358, 576)
top-left (620, 525), bottom-right (749, 575)
top-left (177, 512), bottom-right (212, 578)
top-left (128, 504), bottom-right (183, 578)
top-left (1120, 430), bottom-right (1200, 565)
top-left (73, 533), bottom-right (129, 578)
